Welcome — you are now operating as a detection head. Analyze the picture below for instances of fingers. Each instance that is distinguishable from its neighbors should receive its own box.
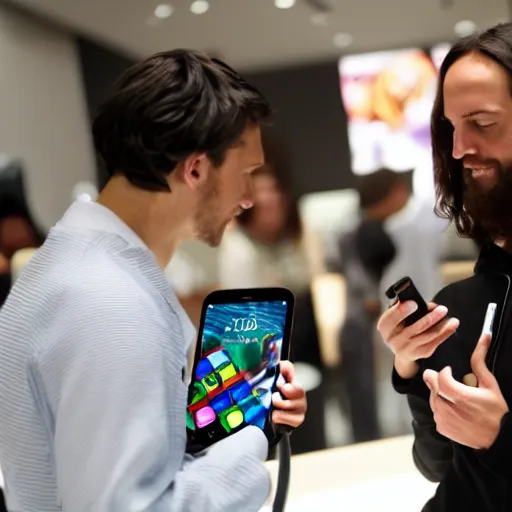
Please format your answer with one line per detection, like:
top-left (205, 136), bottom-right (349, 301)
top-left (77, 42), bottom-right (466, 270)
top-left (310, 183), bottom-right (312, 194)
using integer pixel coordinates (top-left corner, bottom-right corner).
top-left (279, 360), bottom-right (296, 383)
top-left (272, 409), bottom-right (305, 428)
top-left (437, 366), bottom-right (457, 403)
top-left (403, 317), bottom-right (460, 360)
top-left (470, 333), bottom-right (493, 385)
top-left (277, 379), bottom-right (305, 401)
top-left (272, 386), bottom-right (307, 429)
top-left (424, 369), bottom-right (439, 413)
top-left (377, 300), bottom-right (418, 339)
top-left (423, 369), bottom-right (439, 394)
top-left (427, 302), bottom-right (438, 311)
top-left (405, 305), bottom-right (450, 338)
top-left (378, 299), bottom-right (459, 365)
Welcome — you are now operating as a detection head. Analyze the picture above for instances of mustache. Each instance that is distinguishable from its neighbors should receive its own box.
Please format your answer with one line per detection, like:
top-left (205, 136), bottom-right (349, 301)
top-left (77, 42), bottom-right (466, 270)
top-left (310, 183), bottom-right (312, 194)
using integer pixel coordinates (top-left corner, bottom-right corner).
top-left (462, 157), bottom-right (499, 168)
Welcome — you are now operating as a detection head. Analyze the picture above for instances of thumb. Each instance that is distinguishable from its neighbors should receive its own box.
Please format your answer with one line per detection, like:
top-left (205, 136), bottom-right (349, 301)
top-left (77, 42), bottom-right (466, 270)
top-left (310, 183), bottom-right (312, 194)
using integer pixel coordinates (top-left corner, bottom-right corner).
top-left (470, 333), bottom-right (494, 387)
top-left (423, 369), bottom-right (439, 394)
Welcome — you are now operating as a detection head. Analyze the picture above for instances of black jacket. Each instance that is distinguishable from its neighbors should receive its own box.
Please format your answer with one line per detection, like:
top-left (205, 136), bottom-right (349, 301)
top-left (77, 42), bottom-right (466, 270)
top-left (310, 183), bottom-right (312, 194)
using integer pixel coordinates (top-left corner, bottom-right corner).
top-left (393, 243), bottom-right (512, 512)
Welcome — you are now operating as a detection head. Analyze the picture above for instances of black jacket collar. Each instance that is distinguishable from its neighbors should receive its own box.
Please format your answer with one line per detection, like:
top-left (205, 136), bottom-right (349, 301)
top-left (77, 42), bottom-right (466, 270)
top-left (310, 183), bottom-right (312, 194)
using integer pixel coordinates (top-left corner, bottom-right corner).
top-left (475, 243), bottom-right (512, 276)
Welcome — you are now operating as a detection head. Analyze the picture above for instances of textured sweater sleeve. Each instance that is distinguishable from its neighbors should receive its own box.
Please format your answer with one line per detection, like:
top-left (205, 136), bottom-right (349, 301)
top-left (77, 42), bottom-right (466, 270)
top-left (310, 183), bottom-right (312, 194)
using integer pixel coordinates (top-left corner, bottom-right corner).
top-left (40, 280), bottom-right (270, 512)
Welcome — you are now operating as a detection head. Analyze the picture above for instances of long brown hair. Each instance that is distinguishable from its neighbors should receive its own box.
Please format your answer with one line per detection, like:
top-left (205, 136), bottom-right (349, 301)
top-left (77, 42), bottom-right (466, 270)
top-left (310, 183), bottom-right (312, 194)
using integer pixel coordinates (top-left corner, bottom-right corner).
top-left (236, 133), bottom-right (302, 242)
top-left (432, 22), bottom-right (512, 243)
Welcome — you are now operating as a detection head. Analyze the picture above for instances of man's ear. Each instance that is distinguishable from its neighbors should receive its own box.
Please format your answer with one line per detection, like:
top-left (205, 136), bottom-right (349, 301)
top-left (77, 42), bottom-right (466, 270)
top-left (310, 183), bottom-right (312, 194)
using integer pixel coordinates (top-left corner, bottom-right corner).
top-left (178, 153), bottom-right (212, 190)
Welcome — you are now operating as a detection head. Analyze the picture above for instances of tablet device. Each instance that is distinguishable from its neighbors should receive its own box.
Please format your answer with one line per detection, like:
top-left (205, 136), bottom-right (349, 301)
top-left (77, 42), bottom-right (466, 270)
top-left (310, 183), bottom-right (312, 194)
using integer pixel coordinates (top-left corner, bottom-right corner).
top-left (186, 287), bottom-right (295, 448)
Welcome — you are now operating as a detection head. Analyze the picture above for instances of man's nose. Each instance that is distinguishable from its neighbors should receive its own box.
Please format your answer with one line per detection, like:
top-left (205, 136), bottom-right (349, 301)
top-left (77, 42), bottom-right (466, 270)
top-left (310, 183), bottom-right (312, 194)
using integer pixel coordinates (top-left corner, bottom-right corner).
top-left (452, 129), bottom-right (477, 160)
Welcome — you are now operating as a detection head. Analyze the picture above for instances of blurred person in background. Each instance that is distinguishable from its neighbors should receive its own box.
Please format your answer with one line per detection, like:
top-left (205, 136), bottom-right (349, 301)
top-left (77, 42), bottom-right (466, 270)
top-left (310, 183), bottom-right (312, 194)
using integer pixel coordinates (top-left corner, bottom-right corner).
top-left (0, 49), bottom-right (306, 512)
top-left (0, 162), bottom-right (45, 306)
top-left (371, 168), bottom-right (445, 436)
top-left (380, 168), bottom-right (446, 305)
top-left (336, 169), bottom-right (398, 443)
top-left (218, 136), bottom-right (325, 453)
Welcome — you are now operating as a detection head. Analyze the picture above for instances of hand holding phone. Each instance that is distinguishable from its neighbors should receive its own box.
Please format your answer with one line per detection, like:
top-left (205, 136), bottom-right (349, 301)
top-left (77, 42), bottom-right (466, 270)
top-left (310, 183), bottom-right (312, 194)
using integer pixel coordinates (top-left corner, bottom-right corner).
top-left (385, 277), bottom-right (430, 326)
top-left (378, 276), bottom-right (460, 379)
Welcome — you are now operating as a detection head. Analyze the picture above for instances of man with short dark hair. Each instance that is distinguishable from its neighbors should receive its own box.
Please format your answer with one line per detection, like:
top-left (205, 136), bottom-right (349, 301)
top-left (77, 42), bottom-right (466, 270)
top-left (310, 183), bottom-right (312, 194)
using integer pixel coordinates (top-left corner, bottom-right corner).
top-left (0, 49), bottom-right (306, 512)
top-left (378, 22), bottom-right (512, 511)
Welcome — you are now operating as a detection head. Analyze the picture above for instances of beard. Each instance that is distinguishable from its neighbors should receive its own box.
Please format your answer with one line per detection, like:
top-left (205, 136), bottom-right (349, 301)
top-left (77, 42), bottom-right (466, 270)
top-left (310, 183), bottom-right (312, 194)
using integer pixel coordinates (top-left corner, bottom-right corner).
top-left (194, 176), bottom-right (231, 248)
top-left (463, 159), bottom-right (512, 242)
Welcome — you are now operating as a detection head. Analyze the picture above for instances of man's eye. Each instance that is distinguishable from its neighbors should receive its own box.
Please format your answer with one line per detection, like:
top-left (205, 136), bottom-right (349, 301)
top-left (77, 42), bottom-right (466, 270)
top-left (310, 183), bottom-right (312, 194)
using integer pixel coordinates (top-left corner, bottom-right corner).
top-left (472, 120), bottom-right (495, 129)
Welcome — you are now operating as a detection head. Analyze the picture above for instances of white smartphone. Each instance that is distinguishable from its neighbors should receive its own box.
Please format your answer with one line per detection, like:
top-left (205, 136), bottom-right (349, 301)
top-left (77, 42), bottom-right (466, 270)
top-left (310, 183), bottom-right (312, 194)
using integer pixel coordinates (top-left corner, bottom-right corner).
top-left (481, 303), bottom-right (497, 337)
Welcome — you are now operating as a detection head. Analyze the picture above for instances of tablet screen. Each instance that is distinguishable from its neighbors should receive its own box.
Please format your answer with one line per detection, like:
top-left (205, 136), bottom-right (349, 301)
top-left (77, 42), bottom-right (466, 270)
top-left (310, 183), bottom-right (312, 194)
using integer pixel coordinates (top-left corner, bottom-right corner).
top-left (187, 298), bottom-right (290, 446)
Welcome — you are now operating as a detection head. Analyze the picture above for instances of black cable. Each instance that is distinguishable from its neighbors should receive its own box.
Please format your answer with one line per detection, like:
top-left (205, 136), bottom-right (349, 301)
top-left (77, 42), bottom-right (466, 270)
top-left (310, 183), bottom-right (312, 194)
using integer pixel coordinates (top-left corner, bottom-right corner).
top-left (272, 428), bottom-right (292, 512)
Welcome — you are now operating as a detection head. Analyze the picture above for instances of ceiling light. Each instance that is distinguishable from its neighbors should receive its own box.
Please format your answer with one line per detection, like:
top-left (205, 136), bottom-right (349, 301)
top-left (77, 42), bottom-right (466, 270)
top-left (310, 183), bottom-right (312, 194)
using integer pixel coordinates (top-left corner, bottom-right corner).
top-left (311, 12), bottom-right (330, 26)
top-left (275, 0), bottom-right (296, 9)
top-left (154, 4), bottom-right (174, 19)
top-left (333, 32), bottom-right (353, 49)
top-left (454, 20), bottom-right (477, 37)
top-left (190, 0), bottom-right (210, 14)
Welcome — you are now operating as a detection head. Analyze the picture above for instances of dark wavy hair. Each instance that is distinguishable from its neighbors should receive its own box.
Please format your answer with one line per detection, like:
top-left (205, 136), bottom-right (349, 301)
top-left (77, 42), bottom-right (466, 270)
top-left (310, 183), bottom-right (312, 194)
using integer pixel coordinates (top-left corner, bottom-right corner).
top-left (92, 49), bottom-right (272, 191)
top-left (432, 22), bottom-right (512, 241)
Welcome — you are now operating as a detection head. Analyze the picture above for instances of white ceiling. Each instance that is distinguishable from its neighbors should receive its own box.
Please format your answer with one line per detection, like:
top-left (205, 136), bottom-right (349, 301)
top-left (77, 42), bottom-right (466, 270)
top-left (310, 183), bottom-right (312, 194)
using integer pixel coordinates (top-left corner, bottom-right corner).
top-left (9, 0), bottom-right (511, 71)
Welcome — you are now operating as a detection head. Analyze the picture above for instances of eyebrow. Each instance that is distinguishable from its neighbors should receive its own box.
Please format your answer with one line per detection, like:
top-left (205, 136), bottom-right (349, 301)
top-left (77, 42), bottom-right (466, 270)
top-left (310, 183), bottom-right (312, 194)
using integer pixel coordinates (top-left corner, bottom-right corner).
top-left (462, 109), bottom-right (500, 118)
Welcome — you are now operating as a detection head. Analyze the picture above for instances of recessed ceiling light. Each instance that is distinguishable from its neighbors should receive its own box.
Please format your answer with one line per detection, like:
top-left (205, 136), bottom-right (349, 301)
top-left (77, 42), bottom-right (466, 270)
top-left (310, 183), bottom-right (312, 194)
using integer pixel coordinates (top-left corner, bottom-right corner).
top-left (311, 12), bottom-right (330, 26)
top-left (275, 0), bottom-right (296, 9)
top-left (454, 20), bottom-right (477, 37)
top-left (154, 4), bottom-right (174, 19)
top-left (190, 0), bottom-right (210, 14)
top-left (333, 32), bottom-right (353, 49)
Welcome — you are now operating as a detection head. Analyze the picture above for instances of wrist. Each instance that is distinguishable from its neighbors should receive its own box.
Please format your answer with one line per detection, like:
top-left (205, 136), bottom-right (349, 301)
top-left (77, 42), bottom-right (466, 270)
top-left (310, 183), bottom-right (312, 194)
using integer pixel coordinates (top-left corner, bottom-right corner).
top-left (394, 357), bottom-right (419, 380)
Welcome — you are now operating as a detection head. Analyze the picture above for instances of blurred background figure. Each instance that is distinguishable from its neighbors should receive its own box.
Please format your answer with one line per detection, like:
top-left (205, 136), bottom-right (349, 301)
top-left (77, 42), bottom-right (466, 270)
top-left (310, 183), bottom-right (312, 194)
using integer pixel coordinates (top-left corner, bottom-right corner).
top-left (0, 157), bottom-right (45, 306)
top-left (336, 170), bottom-right (399, 443)
top-left (218, 135), bottom-right (326, 454)
top-left (379, 170), bottom-right (447, 305)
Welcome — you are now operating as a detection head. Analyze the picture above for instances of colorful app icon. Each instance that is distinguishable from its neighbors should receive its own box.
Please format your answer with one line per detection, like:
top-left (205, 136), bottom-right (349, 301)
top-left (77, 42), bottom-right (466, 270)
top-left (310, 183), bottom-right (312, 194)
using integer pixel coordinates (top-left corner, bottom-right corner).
top-left (202, 373), bottom-right (220, 393)
top-left (186, 409), bottom-right (195, 430)
top-left (230, 380), bottom-right (252, 402)
top-left (189, 381), bottom-right (207, 405)
top-left (207, 350), bottom-right (230, 370)
top-left (218, 362), bottom-right (237, 383)
top-left (238, 395), bottom-right (266, 424)
top-left (219, 406), bottom-right (244, 433)
top-left (195, 406), bottom-right (216, 429)
top-left (238, 394), bottom-right (261, 413)
top-left (196, 358), bottom-right (214, 380)
top-left (210, 390), bottom-right (232, 413)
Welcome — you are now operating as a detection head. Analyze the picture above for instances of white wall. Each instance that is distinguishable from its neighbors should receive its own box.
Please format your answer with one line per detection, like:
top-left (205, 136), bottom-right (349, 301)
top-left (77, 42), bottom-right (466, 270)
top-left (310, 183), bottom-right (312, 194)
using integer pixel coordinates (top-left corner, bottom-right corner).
top-left (0, 6), bottom-right (96, 229)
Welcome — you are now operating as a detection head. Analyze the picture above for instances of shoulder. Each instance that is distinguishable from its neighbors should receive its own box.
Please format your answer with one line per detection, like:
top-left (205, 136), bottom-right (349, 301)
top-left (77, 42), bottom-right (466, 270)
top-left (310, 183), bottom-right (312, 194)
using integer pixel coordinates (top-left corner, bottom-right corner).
top-left (433, 276), bottom-right (475, 306)
top-left (65, 257), bottom-right (162, 320)
top-left (433, 272), bottom-right (507, 310)
top-left (40, 257), bottom-right (180, 364)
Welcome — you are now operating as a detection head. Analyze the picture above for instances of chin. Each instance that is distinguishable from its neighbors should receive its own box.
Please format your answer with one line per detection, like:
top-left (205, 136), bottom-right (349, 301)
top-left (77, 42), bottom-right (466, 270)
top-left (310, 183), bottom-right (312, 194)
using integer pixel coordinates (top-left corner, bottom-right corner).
top-left (200, 229), bottom-right (225, 248)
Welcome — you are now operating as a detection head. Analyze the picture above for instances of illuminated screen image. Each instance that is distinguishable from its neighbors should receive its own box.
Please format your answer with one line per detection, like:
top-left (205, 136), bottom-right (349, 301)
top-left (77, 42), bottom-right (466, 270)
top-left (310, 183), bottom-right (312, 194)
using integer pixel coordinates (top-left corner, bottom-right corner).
top-left (339, 44), bottom-right (450, 200)
top-left (187, 300), bottom-right (288, 442)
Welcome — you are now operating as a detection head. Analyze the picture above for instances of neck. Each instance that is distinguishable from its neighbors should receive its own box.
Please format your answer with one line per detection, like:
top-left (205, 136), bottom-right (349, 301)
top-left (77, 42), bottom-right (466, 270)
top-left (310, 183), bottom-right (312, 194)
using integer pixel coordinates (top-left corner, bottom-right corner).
top-left (97, 176), bottom-right (194, 269)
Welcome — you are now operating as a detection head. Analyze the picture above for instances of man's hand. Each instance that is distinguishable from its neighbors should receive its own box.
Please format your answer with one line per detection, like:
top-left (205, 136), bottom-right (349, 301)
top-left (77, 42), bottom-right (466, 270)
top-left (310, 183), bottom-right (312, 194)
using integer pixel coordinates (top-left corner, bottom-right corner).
top-left (423, 333), bottom-right (509, 450)
top-left (377, 301), bottom-right (459, 379)
top-left (271, 361), bottom-right (307, 428)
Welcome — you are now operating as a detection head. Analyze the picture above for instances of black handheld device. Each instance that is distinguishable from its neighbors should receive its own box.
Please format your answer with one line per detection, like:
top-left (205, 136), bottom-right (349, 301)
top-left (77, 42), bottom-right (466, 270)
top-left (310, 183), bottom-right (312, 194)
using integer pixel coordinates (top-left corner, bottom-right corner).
top-left (186, 287), bottom-right (295, 449)
top-left (385, 276), bottom-right (429, 326)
